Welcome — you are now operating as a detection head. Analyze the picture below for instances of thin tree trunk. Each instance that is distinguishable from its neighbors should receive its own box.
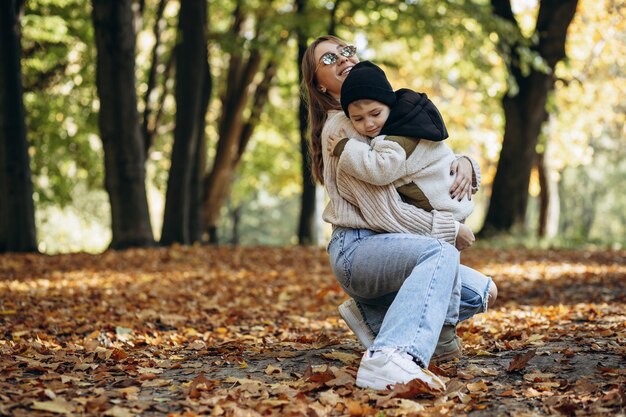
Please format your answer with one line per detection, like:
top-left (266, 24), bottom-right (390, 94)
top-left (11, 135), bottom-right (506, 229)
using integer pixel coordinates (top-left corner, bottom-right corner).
top-left (295, 0), bottom-right (317, 245)
top-left (481, 0), bottom-right (578, 235)
top-left (537, 120), bottom-right (560, 238)
top-left (141, 0), bottom-right (168, 153)
top-left (201, 61), bottom-right (272, 244)
top-left (92, 0), bottom-right (154, 249)
top-left (189, 55), bottom-right (211, 243)
top-left (537, 153), bottom-right (548, 237)
top-left (202, 3), bottom-right (279, 243)
top-left (328, 0), bottom-right (341, 36)
top-left (230, 203), bottom-right (241, 245)
top-left (206, 60), bottom-right (276, 243)
top-left (152, 51), bottom-right (176, 138)
top-left (202, 50), bottom-right (262, 243)
top-left (161, 0), bottom-right (208, 245)
top-left (0, 0), bottom-right (37, 253)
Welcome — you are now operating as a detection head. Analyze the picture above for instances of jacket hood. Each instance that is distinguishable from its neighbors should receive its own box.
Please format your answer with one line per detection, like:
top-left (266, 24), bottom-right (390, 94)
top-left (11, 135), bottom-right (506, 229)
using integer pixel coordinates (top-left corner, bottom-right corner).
top-left (380, 88), bottom-right (448, 141)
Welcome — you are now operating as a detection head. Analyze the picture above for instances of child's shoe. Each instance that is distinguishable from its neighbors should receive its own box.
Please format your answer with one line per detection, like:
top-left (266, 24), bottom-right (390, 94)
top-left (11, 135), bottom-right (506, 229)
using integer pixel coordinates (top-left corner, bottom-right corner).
top-left (432, 324), bottom-right (462, 363)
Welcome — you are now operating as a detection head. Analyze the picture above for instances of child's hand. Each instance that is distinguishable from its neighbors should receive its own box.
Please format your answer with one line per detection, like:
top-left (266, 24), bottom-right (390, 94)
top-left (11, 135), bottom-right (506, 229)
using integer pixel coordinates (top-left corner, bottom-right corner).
top-left (455, 223), bottom-right (475, 251)
top-left (327, 129), bottom-right (345, 154)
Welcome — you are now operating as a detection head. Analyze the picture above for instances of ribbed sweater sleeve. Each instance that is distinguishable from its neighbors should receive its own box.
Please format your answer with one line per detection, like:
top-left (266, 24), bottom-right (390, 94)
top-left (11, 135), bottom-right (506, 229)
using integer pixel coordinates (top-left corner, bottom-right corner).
top-left (337, 137), bottom-right (407, 185)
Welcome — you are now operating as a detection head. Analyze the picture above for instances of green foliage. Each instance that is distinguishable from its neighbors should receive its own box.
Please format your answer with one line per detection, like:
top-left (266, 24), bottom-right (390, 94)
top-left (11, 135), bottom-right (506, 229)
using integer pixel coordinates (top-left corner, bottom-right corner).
top-left (18, 0), bottom-right (624, 252)
top-left (36, 185), bottom-right (111, 254)
top-left (218, 193), bottom-right (301, 246)
top-left (545, 0), bottom-right (626, 246)
top-left (22, 0), bottom-right (102, 207)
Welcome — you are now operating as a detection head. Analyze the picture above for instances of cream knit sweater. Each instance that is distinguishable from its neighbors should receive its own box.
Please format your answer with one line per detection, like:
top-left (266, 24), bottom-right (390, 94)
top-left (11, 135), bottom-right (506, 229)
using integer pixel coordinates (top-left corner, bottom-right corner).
top-left (321, 110), bottom-right (480, 245)
top-left (338, 135), bottom-right (475, 222)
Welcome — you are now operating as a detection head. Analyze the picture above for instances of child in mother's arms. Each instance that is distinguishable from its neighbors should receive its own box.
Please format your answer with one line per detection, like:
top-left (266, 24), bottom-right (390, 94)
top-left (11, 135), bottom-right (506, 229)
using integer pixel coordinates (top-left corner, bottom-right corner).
top-left (328, 61), bottom-right (478, 246)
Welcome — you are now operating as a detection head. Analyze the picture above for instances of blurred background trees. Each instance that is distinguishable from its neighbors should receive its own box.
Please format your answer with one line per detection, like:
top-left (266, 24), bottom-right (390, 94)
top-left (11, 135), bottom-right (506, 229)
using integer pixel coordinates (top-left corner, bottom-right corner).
top-left (1, 0), bottom-right (624, 253)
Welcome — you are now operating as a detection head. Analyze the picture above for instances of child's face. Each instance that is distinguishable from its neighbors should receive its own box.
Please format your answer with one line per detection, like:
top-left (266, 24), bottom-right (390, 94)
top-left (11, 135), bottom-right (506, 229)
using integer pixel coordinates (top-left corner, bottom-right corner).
top-left (348, 100), bottom-right (391, 138)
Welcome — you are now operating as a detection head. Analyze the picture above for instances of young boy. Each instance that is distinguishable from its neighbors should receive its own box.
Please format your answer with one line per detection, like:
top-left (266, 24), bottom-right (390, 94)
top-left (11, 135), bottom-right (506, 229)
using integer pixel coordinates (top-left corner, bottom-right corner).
top-left (331, 61), bottom-right (481, 362)
top-left (330, 60), bottom-right (477, 228)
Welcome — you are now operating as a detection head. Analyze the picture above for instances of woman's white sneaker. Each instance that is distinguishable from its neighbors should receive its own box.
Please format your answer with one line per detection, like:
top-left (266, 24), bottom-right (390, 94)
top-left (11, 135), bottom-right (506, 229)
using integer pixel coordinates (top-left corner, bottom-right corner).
top-left (338, 299), bottom-right (375, 348)
top-left (355, 348), bottom-right (446, 392)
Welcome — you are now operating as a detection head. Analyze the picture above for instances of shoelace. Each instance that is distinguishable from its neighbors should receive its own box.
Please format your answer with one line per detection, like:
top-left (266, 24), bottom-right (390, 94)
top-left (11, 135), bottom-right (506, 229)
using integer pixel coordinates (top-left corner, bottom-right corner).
top-left (372, 348), bottom-right (414, 364)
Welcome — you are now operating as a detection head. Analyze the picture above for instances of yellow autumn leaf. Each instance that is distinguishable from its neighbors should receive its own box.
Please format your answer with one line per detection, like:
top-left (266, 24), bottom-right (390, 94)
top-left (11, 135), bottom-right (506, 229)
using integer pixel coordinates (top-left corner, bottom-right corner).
top-left (104, 406), bottom-right (136, 417)
top-left (467, 380), bottom-right (489, 392)
top-left (31, 398), bottom-right (76, 414)
top-left (264, 364), bottom-right (282, 375)
top-left (321, 351), bottom-right (360, 364)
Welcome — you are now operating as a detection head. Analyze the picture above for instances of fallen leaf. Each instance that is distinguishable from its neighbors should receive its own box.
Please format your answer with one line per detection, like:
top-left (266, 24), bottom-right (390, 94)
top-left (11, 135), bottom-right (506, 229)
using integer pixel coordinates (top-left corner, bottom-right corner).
top-left (523, 387), bottom-right (544, 397)
top-left (321, 351), bottom-right (360, 364)
top-left (31, 397), bottom-right (76, 414)
top-left (318, 390), bottom-right (341, 406)
top-left (345, 400), bottom-right (365, 416)
top-left (326, 369), bottom-right (355, 387)
top-left (104, 406), bottom-right (135, 417)
top-left (264, 364), bottom-right (282, 375)
top-left (523, 371), bottom-right (557, 382)
top-left (465, 364), bottom-right (500, 377)
top-left (389, 378), bottom-right (444, 398)
top-left (507, 350), bottom-right (536, 372)
top-left (141, 378), bottom-right (171, 387)
top-left (467, 380), bottom-right (489, 393)
top-left (499, 389), bottom-right (515, 397)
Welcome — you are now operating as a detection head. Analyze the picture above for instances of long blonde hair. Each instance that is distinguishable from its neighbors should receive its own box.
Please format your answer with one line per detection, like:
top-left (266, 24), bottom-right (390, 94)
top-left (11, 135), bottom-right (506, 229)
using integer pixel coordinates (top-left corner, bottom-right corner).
top-left (301, 35), bottom-right (348, 185)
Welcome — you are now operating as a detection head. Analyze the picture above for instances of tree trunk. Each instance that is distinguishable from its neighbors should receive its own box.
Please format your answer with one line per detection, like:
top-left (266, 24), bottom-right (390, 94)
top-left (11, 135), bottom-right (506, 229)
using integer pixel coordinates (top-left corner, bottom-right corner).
top-left (230, 203), bottom-right (241, 245)
top-left (0, 0), bottom-right (37, 253)
top-left (295, 0), bottom-right (317, 246)
top-left (537, 154), bottom-right (548, 237)
top-left (481, 0), bottom-right (578, 235)
top-left (141, 0), bottom-right (168, 153)
top-left (201, 57), bottom-right (275, 243)
top-left (537, 127), bottom-right (560, 238)
top-left (92, 0), bottom-right (154, 249)
top-left (201, 47), bottom-right (260, 243)
top-left (298, 118), bottom-right (318, 245)
top-left (188, 71), bottom-right (210, 243)
top-left (160, 0), bottom-right (209, 245)
top-left (201, 4), bottom-right (278, 243)
top-left (483, 75), bottom-right (549, 233)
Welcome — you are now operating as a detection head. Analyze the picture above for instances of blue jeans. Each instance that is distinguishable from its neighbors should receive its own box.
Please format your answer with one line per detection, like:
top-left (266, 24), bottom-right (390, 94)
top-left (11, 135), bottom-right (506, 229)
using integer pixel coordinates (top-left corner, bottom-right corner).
top-left (327, 227), bottom-right (492, 366)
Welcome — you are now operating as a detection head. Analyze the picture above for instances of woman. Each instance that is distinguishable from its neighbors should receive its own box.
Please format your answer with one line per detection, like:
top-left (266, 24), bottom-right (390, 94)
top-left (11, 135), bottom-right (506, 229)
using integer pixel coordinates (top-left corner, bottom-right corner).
top-left (301, 35), bottom-right (497, 391)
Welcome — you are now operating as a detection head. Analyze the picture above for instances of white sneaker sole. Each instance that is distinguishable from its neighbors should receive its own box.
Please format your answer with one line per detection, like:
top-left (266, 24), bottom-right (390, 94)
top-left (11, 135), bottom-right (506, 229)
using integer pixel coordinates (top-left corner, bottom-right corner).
top-left (356, 368), bottom-right (397, 390)
top-left (357, 369), bottom-right (446, 392)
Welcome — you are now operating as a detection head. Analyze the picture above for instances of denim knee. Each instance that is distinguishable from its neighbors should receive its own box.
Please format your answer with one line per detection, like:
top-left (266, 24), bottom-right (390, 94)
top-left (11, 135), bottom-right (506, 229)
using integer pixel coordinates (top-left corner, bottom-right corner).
top-left (459, 278), bottom-right (492, 321)
top-left (460, 287), bottom-right (482, 311)
top-left (421, 239), bottom-right (459, 266)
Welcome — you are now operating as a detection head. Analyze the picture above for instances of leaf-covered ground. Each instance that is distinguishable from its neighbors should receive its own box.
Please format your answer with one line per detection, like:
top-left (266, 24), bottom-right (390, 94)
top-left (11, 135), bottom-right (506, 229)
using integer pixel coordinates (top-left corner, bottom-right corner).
top-left (1, 246), bottom-right (624, 416)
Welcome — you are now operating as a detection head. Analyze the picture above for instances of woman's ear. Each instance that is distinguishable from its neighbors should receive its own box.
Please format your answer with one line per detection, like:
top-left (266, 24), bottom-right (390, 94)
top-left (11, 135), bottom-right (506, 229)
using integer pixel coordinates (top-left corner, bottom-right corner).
top-left (319, 86), bottom-right (327, 93)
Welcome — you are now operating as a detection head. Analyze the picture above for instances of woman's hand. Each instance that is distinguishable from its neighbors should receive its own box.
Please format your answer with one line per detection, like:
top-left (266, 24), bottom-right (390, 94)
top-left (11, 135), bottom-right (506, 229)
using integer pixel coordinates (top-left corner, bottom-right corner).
top-left (449, 157), bottom-right (473, 201)
top-left (455, 223), bottom-right (475, 251)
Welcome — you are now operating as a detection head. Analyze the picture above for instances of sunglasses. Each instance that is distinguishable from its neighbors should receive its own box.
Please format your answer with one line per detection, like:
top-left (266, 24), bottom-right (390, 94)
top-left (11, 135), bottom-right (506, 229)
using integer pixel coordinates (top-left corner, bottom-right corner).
top-left (315, 45), bottom-right (357, 72)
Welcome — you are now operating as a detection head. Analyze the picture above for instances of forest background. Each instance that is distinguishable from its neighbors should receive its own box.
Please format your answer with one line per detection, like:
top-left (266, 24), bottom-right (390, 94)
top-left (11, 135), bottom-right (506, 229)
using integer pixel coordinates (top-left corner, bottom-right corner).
top-left (1, 0), bottom-right (624, 254)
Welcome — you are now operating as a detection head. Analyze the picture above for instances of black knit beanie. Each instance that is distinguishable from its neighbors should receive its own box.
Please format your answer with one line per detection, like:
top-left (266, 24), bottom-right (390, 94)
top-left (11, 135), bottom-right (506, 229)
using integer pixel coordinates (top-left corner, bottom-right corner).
top-left (341, 61), bottom-right (396, 117)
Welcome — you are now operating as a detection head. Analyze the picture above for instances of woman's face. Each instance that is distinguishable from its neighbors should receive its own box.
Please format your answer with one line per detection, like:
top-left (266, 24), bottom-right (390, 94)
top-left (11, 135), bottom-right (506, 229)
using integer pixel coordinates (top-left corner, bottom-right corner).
top-left (314, 41), bottom-right (359, 99)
